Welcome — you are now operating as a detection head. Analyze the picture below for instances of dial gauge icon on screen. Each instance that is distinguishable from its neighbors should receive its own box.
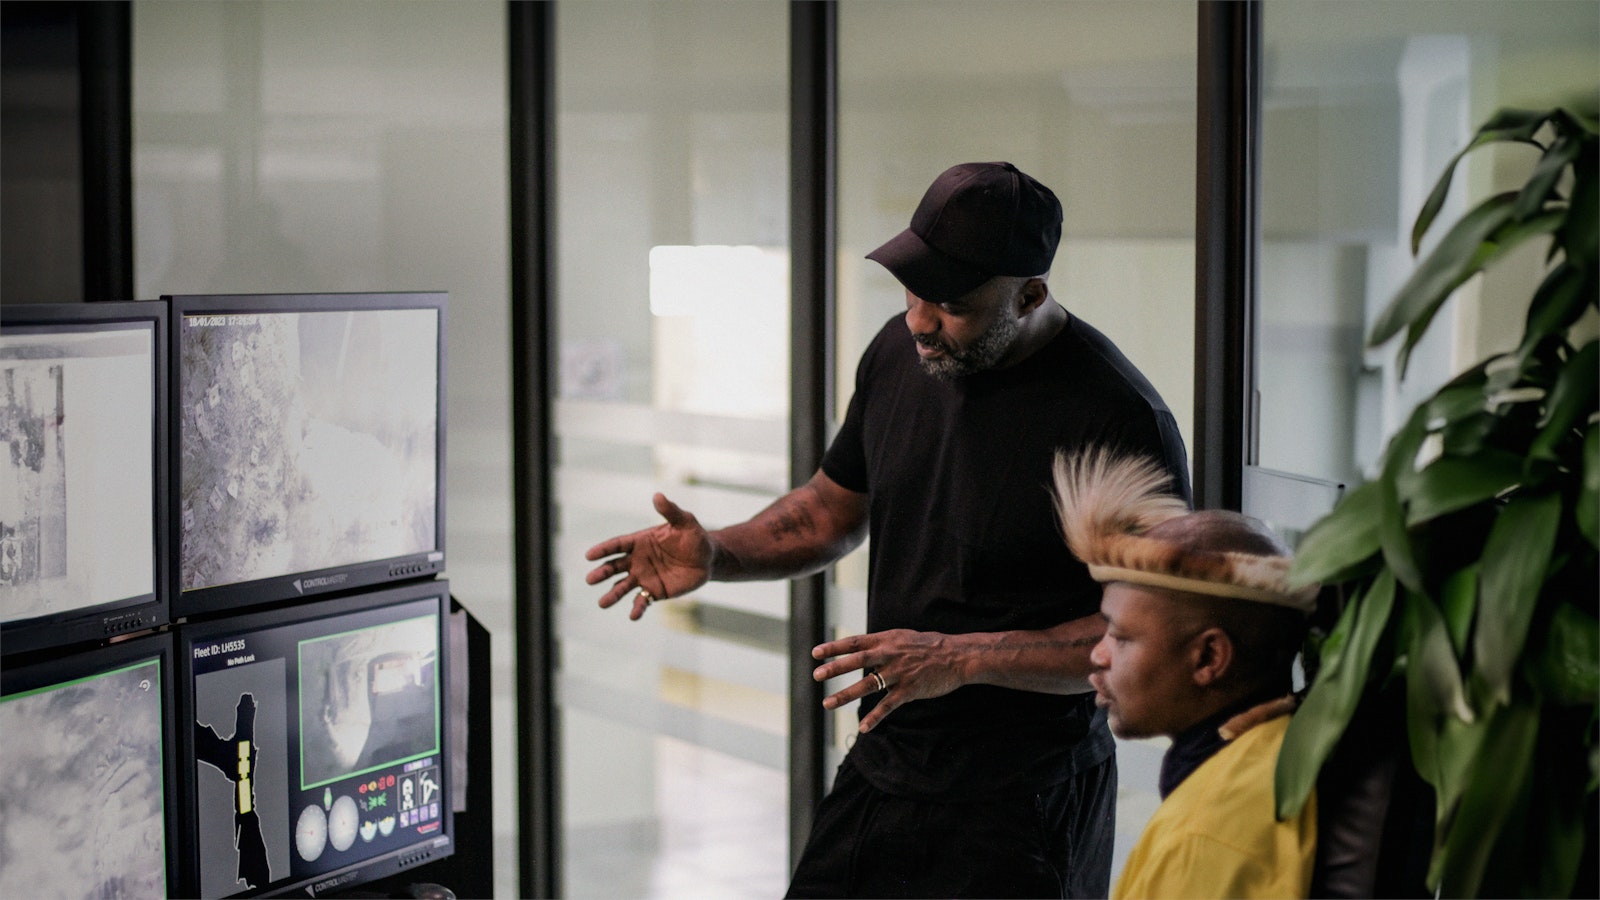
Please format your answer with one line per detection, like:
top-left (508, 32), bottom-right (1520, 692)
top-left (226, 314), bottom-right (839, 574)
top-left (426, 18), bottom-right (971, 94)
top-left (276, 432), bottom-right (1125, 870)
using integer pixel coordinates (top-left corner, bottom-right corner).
top-left (295, 804), bottom-right (329, 862)
top-left (328, 794), bottom-right (361, 852)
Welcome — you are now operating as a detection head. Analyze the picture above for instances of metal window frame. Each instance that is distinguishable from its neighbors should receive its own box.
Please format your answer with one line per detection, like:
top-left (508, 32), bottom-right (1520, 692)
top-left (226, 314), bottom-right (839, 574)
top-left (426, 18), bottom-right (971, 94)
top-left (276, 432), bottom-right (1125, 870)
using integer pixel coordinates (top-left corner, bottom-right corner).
top-left (787, 0), bottom-right (837, 870)
top-left (1194, 0), bottom-right (1262, 511)
top-left (510, 2), bottom-right (560, 897)
top-left (79, 1), bottom-right (133, 303)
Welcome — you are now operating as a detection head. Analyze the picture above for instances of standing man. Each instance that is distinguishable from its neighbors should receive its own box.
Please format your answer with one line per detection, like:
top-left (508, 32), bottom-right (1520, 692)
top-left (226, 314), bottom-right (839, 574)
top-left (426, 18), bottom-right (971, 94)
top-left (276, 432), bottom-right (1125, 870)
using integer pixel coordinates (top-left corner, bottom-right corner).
top-left (1052, 448), bottom-right (1318, 898)
top-left (585, 161), bottom-right (1190, 898)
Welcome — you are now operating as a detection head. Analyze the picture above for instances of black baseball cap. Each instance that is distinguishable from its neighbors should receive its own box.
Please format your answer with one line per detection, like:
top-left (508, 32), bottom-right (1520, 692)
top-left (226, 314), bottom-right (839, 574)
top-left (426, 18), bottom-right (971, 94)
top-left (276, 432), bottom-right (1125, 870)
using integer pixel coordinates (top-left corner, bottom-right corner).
top-left (866, 161), bottom-right (1062, 304)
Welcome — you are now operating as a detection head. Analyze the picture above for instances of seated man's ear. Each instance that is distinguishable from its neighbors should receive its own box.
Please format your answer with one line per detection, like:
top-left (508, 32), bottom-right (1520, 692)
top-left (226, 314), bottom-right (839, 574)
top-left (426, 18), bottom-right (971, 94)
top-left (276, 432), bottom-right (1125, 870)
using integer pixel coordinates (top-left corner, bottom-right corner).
top-left (1188, 627), bottom-right (1234, 687)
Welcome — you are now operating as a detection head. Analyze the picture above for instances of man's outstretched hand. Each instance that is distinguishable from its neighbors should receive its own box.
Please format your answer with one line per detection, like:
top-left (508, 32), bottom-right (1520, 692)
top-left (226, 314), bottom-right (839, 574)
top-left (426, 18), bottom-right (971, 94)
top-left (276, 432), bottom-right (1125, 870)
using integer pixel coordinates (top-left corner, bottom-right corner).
top-left (584, 493), bottom-right (713, 620)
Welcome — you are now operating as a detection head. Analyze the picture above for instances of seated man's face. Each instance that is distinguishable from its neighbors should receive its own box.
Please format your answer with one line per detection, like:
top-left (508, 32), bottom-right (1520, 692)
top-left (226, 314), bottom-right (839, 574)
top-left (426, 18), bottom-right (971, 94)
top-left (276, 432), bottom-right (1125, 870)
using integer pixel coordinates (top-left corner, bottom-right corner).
top-left (1088, 583), bottom-right (1205, 740)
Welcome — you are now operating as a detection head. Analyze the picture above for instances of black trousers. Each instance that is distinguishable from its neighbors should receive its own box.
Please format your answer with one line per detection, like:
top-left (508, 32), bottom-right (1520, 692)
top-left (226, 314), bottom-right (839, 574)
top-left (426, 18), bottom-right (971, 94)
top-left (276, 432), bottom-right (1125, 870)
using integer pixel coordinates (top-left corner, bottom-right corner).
top-left (786, 753), bottom-right (1117, 899)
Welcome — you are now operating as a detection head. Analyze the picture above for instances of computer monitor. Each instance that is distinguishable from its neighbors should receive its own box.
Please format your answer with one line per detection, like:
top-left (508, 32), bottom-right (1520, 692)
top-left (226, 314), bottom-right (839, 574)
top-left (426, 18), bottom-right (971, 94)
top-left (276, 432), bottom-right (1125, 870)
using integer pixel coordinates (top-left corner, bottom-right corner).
top-left (0, 631), bottom-right (179, 896)
top-left (0, 301), bottom-right (169, 655)
top-left (165, 293), bottom-right (446, 618)
top-left (176, 579), bottom-right (454, 898)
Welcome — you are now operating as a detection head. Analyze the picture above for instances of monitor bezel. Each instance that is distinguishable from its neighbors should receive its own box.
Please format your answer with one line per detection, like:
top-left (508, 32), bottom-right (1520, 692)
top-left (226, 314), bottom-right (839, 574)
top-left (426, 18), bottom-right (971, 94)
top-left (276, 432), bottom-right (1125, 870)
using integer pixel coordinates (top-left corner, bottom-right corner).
top-left (0, 300), bottom-right (170, 656)
top-left (174, 578), bottom-right (455, 899)
top-left (0, 630), bottom-right (181, 895)
top-left (164, 292), bottom-right (447, 620)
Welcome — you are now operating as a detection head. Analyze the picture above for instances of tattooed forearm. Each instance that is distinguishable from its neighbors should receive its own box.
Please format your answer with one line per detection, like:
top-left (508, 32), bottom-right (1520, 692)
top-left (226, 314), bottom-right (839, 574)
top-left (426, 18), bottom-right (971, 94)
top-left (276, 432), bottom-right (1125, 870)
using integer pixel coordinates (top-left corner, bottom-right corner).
top-left (764, 490), bottom-right (820, 543)
top-left (706, 474), bottom-right (867, 581)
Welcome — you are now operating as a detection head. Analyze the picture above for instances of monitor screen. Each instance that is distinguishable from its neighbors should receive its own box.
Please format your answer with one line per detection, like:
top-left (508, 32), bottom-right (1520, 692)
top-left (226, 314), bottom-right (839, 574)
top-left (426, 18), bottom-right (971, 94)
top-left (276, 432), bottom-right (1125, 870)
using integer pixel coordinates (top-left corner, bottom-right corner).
top-left (176, 580), bottom-right (453, 898)
top-left (0, 631), bottom-right (178, 896)
top-left (166, 293), bottom-right (445, 617)
top-left (0, 301), bottom-right (168, 655)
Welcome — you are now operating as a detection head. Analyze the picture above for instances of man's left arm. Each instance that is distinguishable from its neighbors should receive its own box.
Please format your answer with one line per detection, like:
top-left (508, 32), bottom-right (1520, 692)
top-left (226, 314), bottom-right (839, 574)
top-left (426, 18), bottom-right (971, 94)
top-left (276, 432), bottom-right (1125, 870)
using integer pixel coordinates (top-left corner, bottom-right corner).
top-left (810, 611), bottom-right (1105, 734)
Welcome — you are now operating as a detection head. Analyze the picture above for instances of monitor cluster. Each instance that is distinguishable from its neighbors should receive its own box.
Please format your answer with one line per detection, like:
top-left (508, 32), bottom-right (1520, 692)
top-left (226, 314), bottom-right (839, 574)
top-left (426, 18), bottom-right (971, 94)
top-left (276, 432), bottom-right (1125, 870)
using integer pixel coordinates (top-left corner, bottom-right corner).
top-left (1, 293), bottom-right (453, 898)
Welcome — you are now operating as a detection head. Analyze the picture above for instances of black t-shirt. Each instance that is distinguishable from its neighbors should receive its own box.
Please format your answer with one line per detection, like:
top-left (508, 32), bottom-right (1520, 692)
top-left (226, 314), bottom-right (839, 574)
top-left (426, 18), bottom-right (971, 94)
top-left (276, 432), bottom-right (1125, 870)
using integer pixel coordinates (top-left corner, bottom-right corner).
top-left (821, 310), bottom-right (1191, 799)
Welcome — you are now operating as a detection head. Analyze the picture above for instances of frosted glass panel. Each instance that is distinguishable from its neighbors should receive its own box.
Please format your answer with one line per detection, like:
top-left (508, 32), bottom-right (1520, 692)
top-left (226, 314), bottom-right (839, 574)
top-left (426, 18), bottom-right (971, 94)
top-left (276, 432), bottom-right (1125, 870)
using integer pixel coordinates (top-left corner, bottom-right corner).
top-left (554, 2), bottom-right (791, 897)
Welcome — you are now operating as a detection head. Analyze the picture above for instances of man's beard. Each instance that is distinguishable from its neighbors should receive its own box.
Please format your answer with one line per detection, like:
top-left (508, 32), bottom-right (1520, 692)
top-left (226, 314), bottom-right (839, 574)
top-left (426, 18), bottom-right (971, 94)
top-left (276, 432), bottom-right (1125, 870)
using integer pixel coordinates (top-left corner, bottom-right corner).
top-left (916, 311), bottom-right (1020, 381)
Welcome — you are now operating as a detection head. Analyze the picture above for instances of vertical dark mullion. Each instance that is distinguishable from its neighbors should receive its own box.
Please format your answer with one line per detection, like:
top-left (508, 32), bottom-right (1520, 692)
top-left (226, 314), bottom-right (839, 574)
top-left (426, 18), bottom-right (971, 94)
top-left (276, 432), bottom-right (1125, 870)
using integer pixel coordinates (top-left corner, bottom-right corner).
top-left (78, 0), bottom-right (132, 303)
top-left (788, 0), bottom-right (836, 871)
top-left (1193, 0), bottom-right (1261, 512)
top-left (509, 2), bottom-right (559, 897)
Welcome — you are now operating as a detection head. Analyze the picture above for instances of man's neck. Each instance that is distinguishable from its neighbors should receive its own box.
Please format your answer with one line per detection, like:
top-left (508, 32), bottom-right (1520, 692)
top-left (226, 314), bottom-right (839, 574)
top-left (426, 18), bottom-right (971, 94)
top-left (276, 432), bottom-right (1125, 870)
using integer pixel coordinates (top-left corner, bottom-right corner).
top-left (1158, 686), bottom-right (1293, 797)
top-left (994, 297), bottom-right (1067, 369)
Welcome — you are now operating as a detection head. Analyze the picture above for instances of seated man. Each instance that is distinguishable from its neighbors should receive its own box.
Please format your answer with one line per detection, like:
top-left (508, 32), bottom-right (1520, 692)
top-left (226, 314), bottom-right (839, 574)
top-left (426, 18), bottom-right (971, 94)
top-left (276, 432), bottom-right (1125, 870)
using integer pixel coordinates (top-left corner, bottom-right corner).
top-left (1051, 449), bottom-right (1319, 899)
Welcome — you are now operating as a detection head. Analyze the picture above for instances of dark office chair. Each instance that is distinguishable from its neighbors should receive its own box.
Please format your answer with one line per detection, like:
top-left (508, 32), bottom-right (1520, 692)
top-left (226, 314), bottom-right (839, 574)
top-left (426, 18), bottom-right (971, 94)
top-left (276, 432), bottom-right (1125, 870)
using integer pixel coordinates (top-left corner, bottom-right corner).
top-left (1308, 683), bottom-right (1434, 899)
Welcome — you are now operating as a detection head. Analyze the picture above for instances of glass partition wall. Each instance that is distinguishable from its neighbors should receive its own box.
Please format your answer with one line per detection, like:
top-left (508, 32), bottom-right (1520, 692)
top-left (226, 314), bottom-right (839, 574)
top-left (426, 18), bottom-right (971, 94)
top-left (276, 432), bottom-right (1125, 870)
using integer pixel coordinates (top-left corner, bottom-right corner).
top-left (836, 0), bottom-right (1197, 877)
top-left (552, 2), bottom-right (792, 897)
top-left (1256, 1), bottom-right (1599, 500)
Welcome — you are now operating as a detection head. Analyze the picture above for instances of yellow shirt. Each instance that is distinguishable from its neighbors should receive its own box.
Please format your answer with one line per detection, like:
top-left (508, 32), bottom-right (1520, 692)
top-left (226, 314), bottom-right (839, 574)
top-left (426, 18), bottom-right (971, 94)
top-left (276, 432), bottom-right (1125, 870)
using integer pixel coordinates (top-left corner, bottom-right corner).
top-left (1113, 714), bottom-right (1317, 899)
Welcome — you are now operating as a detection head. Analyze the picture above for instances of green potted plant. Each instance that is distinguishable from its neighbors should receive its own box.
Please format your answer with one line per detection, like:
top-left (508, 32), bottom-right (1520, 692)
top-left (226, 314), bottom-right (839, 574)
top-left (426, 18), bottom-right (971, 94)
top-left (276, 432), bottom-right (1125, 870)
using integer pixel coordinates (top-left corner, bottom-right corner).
top-left (1273, 105), bottom-right (1598, 898)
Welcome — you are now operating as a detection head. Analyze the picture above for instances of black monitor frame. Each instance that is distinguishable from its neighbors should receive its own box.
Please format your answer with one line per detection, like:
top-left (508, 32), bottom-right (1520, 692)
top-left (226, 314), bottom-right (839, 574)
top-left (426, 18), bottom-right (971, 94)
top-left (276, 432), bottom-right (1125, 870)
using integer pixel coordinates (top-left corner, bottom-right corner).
top-left (0, 630), bottom-right (180, 896)
top-left (164, 292), bottom-right (446, 620)
top-left (175, 579), bottom-right (455, 898)
top-left (0, 300), bottom-right (169, 655)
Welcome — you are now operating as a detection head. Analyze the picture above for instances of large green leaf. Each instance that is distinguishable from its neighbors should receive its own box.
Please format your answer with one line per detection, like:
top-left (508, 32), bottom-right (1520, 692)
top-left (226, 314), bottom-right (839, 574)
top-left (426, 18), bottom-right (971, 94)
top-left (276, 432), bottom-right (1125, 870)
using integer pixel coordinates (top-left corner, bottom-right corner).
top-left (1380, 476), bottom-right (1426, 593)
top-left (1474, 492), bottom-right (1563, 704)
top-left (1405, 588), bottom-right (1476, 813)
top-left (1425, 370), bottom-right (1491, 425)
top-left (1518, 262), bottom-right (1591, 360)
top-left (1406, 590), bottom-right (1474, 722)
top-left (1412, 108), bottom-right (1552, 253)
top-left (1565, 130), bottom-right (1598, 269)
top-left (1439, 565), bottom-right (1478, 658)
top-left (1275, 571), bottom-right (1398, 819)
top-left (1377, 192), bottom-right (1518, 350)
top-left (1427, 696), bottom-right (1495, 848)
top-left (1430, 702), bottom-right (1540, 897)
top-left (1528, 602), bottom-right (1600, 706)
top-left (1382, 201), bottom-right (1565, 376)
top-left (1512, 132), bottom-right (1580, 221)
top-left (1528, 339), bottom-right (1598, 463)
top-left (1580, 425), bottom-right (1599, 548)
top-left (1379, 409), bottom-right (1428, 592)
top-left (1288, 479), bottom-right (1383, 589)
top-left (1403, 450), bottom-right (1524, 525)
top-left (1428, 366), bottom-right (1497, 457)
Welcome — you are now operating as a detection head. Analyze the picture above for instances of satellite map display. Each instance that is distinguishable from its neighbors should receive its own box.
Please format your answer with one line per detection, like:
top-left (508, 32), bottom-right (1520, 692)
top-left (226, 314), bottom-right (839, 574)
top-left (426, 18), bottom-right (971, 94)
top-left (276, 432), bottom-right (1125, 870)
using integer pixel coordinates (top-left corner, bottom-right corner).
top-left (0, 658), bottom-right (167, 897)
top-left (178, 307), bottom-right (437, 592)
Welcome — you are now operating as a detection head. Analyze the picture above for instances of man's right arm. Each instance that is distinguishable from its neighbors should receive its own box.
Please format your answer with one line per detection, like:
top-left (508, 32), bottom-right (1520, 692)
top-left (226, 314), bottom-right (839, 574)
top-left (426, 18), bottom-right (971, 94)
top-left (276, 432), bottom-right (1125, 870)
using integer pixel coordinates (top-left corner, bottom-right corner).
top-left (585, 469), bottom-right (867, 619)
top-left (708, 469), bottom-right (869, 581)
